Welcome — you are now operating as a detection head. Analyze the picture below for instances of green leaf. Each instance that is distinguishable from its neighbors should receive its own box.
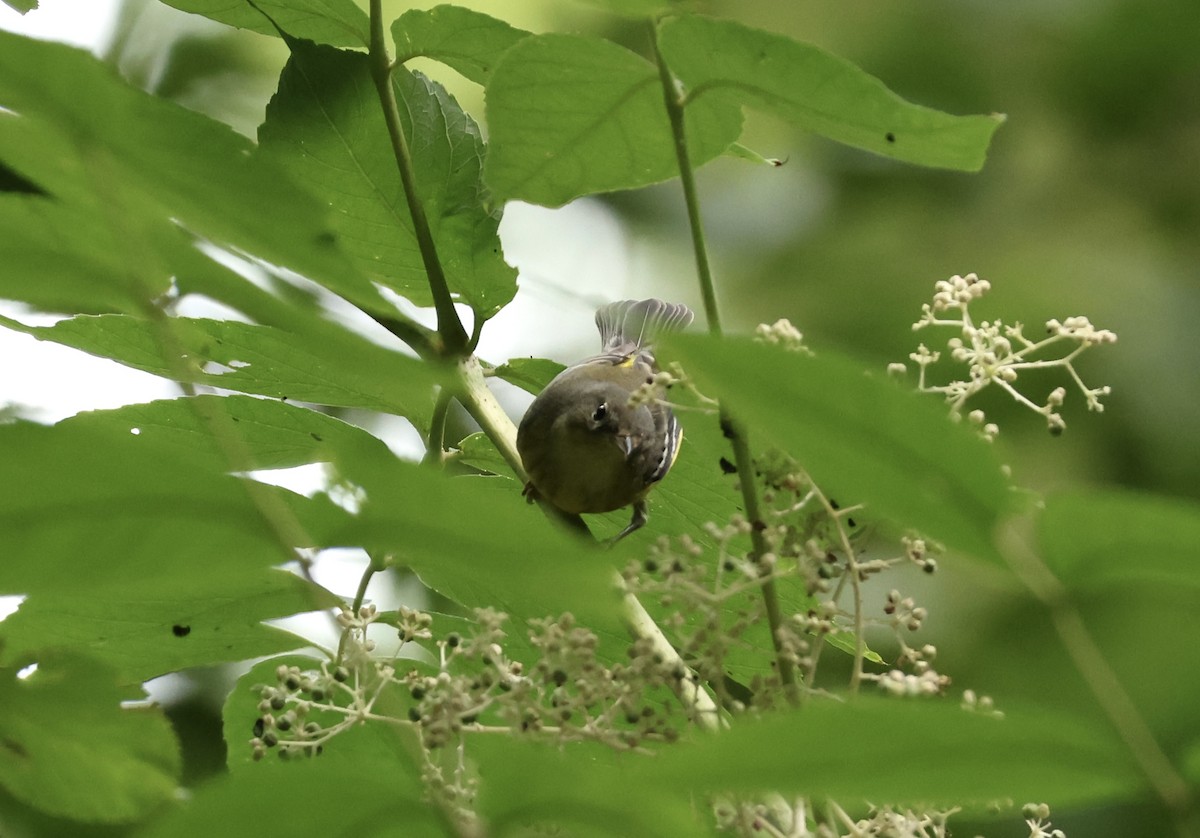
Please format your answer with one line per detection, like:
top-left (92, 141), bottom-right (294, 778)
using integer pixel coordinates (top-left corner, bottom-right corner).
top-left (477, 699), bottom-right (1138, 825)
top-left (484, 33), bottom-right (744, 206)
top-left (475, 740), bottom-right (701, 836)
top-left (260, 40), bottom-right (516, 319)
top-left (0, 30), bottom-right (387, 315)
top-left (666, 335), bottom-right (1015, 561)
top-left (0, 421), bottom-right (292, 595)
top-left (0, 570), bottom-right (334, 685)
top-left (655, 699), bottom-right (1136, 805)
top-left (455, 431), bottom-right (516, 477)
top-left (826, 631), bottom-right (885, 664)
top-left (156, 0), bottom-right (370, 48)
top-left (14, 315), bottom-right (436, 422)
top-left (329, 452), bottom-right (625, 632)
top-left (0, 194), bottom-right (171, 313)
top-left (392, 4), bottom-right (530, 86)
top-left (1039, 489), bottom-right (1200, 592)
top-left (659, 16), bottom-right (1004, 172)
top-left (139, 753), bottom-right (440, 838)
top-left (0, 653), bottom-right (180, 823)
top-left (492, 356), bottom-right (565, 393)
top-left (570, 0), bottom-right (674, 16)
top-left (60, 395), bottom-right (393, 473)
top-left (724, 141), bottom-right (785, 167)
top-left (1, 0), bottom-right (38, 13)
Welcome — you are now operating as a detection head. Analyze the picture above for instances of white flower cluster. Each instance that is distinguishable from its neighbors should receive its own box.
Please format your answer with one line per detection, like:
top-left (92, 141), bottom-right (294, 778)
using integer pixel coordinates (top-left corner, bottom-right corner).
top-left (754, 318), bottom-right (812, 353)
top-left (893, 273), bottom-right (1117, 436)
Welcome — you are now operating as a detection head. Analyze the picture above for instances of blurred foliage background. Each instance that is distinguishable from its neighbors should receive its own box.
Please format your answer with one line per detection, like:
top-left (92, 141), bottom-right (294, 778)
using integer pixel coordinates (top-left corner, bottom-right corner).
top-left (33, 0), bottom-right (1200, 833)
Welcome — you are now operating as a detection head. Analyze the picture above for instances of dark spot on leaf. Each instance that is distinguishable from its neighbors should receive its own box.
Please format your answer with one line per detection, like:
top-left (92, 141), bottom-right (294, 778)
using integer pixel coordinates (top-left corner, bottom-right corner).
top-left (252, 718), bottom-right (264, 738)
top-left (231, 415), bottom-right (240, 422)
top-left (885, 132), bottom-right (896, 143)
top-left (310, 433), bottom-right (323, 442)
top-left (2, 738), bottom-right (28, 758)
top-left (172, 624), bottom-right (191, 638)
top-left (847, 517), bottom-right (857, 528)
top-left (719, 457), bottom-right (737, 474)
top-left (315, 231), bottom-right (337, 246)
top-left (280, 396), bottom-right (289, 402)
top-left (720, 418), bottom-right (736, 439)
top-left (0, 161), bottom-right (46, 196)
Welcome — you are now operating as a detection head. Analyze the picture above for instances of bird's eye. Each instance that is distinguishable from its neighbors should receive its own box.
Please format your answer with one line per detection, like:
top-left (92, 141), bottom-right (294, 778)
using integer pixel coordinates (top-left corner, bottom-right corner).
top-left (592, 402), bottom-right (608, 423)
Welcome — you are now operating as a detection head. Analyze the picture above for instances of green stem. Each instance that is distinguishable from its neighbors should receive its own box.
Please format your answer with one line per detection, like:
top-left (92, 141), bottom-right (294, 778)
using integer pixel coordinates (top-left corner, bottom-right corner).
top-left (650, 23), bottom-right (797, 698)
top-left (422, 388), bottom-right (453, 467)
top-left (728, 415), bottom-right (798, 695)
top-left (650, 24), bottom-right (721, 338)
top-left (454, 355), bottom-right (527, 480)
top-left (370, 313), bottom-right (439, 359)
top-left (999, 521), bottom-right (1196, 833)
top-left (368, 0), bottom-right (468, 355)
top-left (336, 553), bottom-right (392, 664)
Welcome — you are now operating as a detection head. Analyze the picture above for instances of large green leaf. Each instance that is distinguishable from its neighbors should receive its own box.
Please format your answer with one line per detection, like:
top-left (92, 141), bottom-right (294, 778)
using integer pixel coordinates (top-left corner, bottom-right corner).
top-left (659, 16), bottom-right (1004, 172)
top-left (138, 754), bottom-right (439, 838)
top-left (666, 335), bottom-right (1015, 561)
top-left (392, 4), bottom-right (530, 86)
top-left (477, 699), bottom-right (1138, 829)
top-left (60, 395), bottom-right (393, 473)
top-left (157, 0), bottom-right (370, 48)
top-left (328, 451), bottom-right (624, 632)
top-left (1039, 489), bottom-right (1200, 592)
top-left (0, 421), bottom-right (294, 595)
top-left (0, 30), bottom-right (387, 315)
top-left (260, 39), bottom-right (516, 319)
top-left (0, 653), bottom-right (181, 823)
top-left (646, 700), bottom-right (1135, 804)
top-left (0, 570), bottom-right (333, 685)
top-left (0, 193), bottom-right (170, 313)
top-left (484, 33), bottom-right (743, 206)
top-left (12, 315), bottom-right (436, 422)
top-left (475, 740), bottom-right (700, 836)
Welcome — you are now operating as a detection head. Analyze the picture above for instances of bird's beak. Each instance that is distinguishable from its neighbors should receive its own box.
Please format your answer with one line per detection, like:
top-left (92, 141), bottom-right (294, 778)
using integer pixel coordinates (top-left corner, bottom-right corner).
top-left (615, 434), bottom-right (635, 459)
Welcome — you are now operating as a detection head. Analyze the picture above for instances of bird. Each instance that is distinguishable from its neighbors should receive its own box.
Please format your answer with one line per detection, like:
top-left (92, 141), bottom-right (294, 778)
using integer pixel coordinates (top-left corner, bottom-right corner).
top-left (517, 298), bottom-right (694, 542)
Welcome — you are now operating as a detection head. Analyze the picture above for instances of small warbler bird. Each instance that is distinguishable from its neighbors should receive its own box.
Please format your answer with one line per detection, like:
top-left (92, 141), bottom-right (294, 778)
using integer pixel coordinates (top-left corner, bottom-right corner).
top-left (517, 298), bottom-right (694, 542)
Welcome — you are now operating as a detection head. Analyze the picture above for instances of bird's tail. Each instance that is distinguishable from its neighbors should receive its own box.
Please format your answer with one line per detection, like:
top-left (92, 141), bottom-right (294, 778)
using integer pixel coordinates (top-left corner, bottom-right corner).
top-left (595, 298), bottom-right (694, 360)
